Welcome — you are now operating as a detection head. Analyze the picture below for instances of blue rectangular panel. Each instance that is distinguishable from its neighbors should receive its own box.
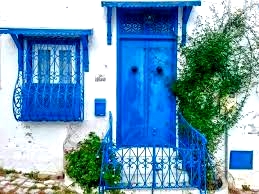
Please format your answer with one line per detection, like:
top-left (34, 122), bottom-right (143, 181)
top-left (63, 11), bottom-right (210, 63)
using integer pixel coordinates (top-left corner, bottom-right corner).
top-left (229, 150), bottom-right (253, 170)
top-left (95, 98), bottom-right (106, 116)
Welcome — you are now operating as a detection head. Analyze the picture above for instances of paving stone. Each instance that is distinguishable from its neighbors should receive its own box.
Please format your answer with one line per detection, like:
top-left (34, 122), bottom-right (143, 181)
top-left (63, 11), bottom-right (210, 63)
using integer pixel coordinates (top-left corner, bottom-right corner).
top-left (44, 179), bottom-right (56, 185)
top-left (11, 177), bottom-right (27, 185)
top-left (16, 187), bottom-right (29, 193)
top-left (36, 182), bottom-right (46, 188)
top-left (5, 175), bottom-right (13, 181)
top-left (47, 184), bottom-right (53, 188)
top-left (38, 173), bottom-right (50, 180)
top-left (0, 171), bottom-right (77, 194)
top-left (44, 188), bottom-right (55, 194)
top-left (0, 180), bottom-right (10, 186)
top-left (28, 188), bottom-right (41, 193)
top-left (22, 180), bottom-right (35, 187)
top-left (2, 184), bottom-right (17, 193)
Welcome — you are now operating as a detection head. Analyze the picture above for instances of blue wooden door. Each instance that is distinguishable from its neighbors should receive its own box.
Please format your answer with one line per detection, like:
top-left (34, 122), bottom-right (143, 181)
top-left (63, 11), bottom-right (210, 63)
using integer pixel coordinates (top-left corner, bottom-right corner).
top-left (117, 39), bottom-right (176, 147)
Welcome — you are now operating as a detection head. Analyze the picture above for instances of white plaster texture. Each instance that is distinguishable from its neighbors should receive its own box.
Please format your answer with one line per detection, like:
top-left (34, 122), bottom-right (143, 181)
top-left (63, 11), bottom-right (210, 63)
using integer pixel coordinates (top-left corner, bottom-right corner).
top-left (0, 0), bottom-right (115, 174)
top-left (228, 86), bottom-right (259, 189)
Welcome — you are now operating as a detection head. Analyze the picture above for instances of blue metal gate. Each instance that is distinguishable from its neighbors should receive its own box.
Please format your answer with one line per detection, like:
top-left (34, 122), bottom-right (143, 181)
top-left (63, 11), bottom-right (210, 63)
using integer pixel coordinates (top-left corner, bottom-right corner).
top-left (99, 112), bottom-right (207, 193)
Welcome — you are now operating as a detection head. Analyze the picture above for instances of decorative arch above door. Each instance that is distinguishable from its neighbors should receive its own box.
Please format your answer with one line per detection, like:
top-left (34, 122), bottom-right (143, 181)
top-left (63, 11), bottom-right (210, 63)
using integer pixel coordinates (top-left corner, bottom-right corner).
top-left (101, 0), bottom-right (201, 45)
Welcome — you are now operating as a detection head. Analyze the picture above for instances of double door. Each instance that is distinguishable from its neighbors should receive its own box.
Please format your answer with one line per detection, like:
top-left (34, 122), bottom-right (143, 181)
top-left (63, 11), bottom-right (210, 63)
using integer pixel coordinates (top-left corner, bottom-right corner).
top-left (117, 39), bottom-right (176, 147)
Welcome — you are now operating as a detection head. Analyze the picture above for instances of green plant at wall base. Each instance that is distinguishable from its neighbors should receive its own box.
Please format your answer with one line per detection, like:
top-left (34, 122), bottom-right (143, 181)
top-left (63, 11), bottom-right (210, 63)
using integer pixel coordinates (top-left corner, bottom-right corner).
top-left (103, 160), bottom-right (122, 186)
top-left (172, 2), bottom-right (259, 188)
top-left (65, 132), bottom-right (102, 193)
top-left (65, 132), bottom-right (122, 194)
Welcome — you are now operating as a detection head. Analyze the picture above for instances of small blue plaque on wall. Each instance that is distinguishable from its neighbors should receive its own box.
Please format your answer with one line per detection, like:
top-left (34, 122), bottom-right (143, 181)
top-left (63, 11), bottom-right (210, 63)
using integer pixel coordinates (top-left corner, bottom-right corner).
top-left (95, 98), bottom-right (106, 116)
top-left (229, 150), bottom-right (253, 170)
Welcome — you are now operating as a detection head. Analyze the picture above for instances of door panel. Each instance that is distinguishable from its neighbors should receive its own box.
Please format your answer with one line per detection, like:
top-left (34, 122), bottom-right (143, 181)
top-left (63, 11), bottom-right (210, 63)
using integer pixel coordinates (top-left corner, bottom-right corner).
top-left (119, 40), bottom-right (146, 146)
top-left (117, 39), bottom-right (176, 147)
top-left (148, 41), bottom-right (176, 145)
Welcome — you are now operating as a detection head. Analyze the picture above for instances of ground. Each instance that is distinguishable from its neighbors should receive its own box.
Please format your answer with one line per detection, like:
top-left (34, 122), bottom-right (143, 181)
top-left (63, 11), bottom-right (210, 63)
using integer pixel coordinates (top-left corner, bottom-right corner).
top-left (0, 168), bottom-right (77, 194)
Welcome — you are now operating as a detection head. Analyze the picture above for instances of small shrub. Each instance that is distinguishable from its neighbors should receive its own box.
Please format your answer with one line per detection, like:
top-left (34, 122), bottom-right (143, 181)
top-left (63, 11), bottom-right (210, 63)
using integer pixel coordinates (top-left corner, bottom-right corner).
top-left (65, 132), bottom-right (122, 193)
top-left (65, 132), bottom-right (102, 193)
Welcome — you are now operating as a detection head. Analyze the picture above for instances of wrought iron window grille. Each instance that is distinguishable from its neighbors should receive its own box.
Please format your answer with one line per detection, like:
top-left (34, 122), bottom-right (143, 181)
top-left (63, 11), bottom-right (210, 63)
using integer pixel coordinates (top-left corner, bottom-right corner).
top-left (16, 38), bottom-right (84, 121)
top-left (0, 28), bottom-right (93, 121)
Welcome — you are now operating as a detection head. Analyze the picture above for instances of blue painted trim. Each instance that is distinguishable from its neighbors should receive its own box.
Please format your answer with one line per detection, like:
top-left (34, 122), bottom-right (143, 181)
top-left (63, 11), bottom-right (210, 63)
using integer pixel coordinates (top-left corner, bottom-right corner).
top-left (107, 7), bottom-right (112, 45)
top-left (182, 6), bottom-right (193, 45)
top-left (119, 34), bottom-right (178, 40)
top-left (17, 35), bottom-right (24, 71)
top-left (26, 42), bottom-right (32, 83)
top-left (81, 35), bottom-right (89, 72)
top-left (102, 1), bottom-right (201, 7)
top-left (0, 28), bottom-right (93, 37)
top-left (76, 41), bottom-right (81, 83)
top-left (28, 38), bottom-right (79, 45)
top-left (10, 34), bottom-right (22, 50)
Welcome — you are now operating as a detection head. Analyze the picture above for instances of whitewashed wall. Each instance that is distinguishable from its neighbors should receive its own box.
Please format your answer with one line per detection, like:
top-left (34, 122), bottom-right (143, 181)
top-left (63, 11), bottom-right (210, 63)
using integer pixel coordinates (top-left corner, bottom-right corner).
top-left (0, 0), bottom-right (117, 175)
top-left (0, 0), bottom-right (259, 189)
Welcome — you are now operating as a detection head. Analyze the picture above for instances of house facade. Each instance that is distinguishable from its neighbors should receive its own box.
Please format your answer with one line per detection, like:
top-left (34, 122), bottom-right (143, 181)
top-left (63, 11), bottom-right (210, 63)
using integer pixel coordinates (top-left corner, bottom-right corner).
top-left (0, 0), bottom-right (259, 192)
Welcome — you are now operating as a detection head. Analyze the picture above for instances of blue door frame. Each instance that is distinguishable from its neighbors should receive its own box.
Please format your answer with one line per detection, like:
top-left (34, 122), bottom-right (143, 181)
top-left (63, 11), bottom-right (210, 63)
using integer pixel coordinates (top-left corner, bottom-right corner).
top-left (116, 8), bottom-right (178, 147)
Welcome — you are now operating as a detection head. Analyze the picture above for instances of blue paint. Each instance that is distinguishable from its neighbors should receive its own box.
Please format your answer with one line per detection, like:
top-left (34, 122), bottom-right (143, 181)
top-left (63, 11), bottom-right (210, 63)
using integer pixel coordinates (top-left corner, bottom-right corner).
top-left (14, 38), bottom-right (84, 121)
top-left (107, 7), bottom-right (112, 45)
top-left (178, 114), bottom-right (207, 189)
top-left (0, 28), bottom-right (93, 37)
top-left (116, 8), bottom-right (178, 147)
top-left (102, 1), bottom-right (201, 8)
top-left (99, 112), bottom-right (208, 193)
top-left (102, 1), bottom-right (201, 45)
top-left (59, 50), bottom-right (72, 83)
top-left (81, 35), bottom-right (89, 72)
top-left (0, 28), bottom-right (92, 121)
top-left (95, 98), bottom-right (107, 116)
top-left (17, 35), bottom-right (24, 71)
top-left (182, 6), bottom-right (193, 45)
top-left (38, 50), bottom-right (51, 83)
top-left (229, 150), bottom-right (253, 169)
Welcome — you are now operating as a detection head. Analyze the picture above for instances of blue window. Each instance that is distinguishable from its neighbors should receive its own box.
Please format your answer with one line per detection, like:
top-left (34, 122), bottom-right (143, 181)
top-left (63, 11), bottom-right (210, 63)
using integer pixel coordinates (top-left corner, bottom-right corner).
top-left (0, 28), bottom-right (93, 122)
top-left (38, 50), bottom-right (50, 83)
top-left (18, 38), bottom-right (84, 121)
top-left (59, 50), bottom-right (72, 84)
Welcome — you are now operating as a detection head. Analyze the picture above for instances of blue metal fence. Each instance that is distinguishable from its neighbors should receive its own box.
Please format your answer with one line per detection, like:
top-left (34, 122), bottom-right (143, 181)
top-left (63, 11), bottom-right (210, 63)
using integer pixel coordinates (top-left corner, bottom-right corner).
top-left (99, 112), bottom-right (207, 193)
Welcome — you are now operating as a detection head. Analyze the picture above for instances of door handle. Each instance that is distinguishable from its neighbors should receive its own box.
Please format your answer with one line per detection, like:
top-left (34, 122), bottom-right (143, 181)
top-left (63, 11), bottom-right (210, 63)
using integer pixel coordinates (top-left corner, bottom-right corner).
top-left (156, 66), bottom-right (163, 74)
top-left (131, 66), bottom-right (138, 73)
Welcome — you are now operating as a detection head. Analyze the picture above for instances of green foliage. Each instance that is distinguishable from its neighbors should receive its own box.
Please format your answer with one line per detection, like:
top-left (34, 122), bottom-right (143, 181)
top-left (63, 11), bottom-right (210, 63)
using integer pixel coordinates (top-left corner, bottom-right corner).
top-left (103, 160), bottom-right (122, 186)
top-left (173, 4), bottom-right (259, 155)
top-left (65, 132), bottom-right (102, 193)
top-left (65, 132), bottom-right (123, 194)
top-left (173, 3), bottom-right (259, 189)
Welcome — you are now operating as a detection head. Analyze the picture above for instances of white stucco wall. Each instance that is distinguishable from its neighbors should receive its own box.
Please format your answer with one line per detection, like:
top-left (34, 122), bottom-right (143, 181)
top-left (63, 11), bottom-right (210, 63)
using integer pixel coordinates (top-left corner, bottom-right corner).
top-left (0, 0), bottom-right (117, 174)
top-left (0, 0), bottom-right (259, 190)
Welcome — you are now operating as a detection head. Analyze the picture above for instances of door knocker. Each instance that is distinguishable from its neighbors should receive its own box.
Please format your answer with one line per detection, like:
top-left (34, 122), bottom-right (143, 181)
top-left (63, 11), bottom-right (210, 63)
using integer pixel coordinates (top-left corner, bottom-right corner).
top-left (156, 66), bottom-right (163, 74)
top-left (131, 66), bottom-right (138, 73)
